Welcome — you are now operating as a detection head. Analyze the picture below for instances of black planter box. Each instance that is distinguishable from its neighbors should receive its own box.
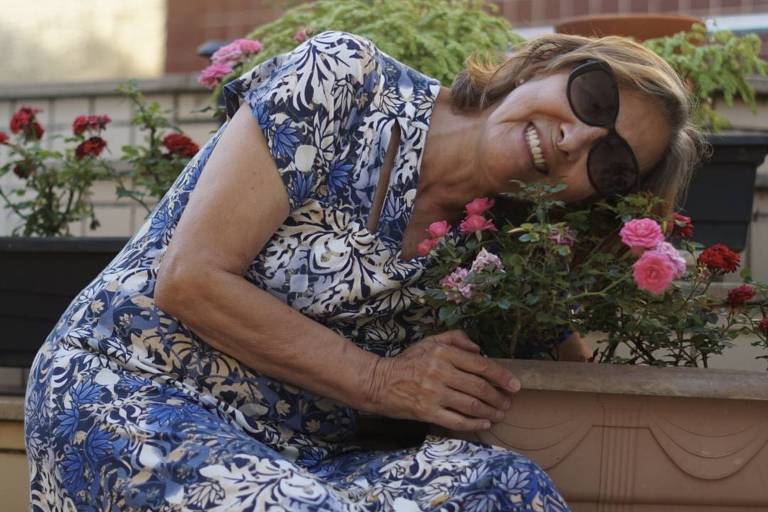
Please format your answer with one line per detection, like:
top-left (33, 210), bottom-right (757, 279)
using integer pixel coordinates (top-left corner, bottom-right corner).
top-left (682, 133), bottom-right (768, 252)
top-left (0, 237), bottom-right (128, 367)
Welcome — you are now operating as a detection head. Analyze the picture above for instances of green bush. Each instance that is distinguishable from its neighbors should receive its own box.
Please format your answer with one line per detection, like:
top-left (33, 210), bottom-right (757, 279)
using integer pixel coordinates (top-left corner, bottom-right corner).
top-left (232, 0), bottom-right (521, 87)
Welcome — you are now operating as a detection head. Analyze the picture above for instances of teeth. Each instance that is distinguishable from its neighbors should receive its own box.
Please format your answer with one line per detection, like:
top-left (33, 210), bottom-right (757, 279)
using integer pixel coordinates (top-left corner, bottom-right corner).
top-left (525, 125), bottom-right (547, 172)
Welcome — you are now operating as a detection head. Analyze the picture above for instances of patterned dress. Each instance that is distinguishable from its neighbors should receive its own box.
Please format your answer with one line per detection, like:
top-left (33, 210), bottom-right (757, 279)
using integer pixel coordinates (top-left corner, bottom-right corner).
top-left (24, 31), bottom-right (569, 511)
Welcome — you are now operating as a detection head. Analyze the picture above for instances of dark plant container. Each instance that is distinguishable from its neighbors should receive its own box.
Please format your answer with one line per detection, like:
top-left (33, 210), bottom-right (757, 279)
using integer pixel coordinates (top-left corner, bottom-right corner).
top-left (0, 237), bottom-right (128, 367)
top-left (682, 133), bottom-right (768, 252)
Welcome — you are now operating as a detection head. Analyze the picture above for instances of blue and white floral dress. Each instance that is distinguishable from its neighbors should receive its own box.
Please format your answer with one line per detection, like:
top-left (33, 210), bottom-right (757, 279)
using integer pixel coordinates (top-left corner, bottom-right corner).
top-left (24, 31), bottom-right (569, 511)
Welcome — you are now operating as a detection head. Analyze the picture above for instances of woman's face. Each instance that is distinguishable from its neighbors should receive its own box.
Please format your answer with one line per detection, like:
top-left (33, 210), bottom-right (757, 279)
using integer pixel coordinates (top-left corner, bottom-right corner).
top-left (479, 68), bottom-right (672, 203)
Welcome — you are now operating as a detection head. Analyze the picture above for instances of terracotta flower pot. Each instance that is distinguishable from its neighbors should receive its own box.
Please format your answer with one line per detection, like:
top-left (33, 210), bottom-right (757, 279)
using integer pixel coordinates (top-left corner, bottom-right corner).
top-left (434, 359), bottom-right (768, 511)
top-left (555, 14), bottom-right (703, 41)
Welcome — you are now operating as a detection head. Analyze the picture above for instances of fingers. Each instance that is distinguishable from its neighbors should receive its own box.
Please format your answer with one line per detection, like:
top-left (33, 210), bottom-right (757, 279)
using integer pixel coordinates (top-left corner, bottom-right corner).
top-left (431, 408), bottom-right (492, 432)
top-left (444, 371), bottom-right (512, 413)
top-left (434, 330), bottom-right (481, 353)
top-left (442, 344), bottom-right (521, 393)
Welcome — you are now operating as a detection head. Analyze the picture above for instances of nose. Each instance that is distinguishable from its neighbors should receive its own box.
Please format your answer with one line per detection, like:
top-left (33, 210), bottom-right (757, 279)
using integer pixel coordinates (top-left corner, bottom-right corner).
top-left (555, 121), bottom-right (609, 162)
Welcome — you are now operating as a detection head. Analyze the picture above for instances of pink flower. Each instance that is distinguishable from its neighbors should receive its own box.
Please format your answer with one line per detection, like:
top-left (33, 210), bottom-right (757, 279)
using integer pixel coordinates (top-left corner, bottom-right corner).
top-left (459, 215), bottom-right (497, 235)
top-left (548, 226), bottom-right (576, 246)
top-left (653, 241), bottom-right (687, 278)
top-left (211, 39), bottom-right (263, 66)
top-left (470, 248), bottom-right (504, 273)
top-left (440, 267), bottom-right (473, 303)
top-left (633, 250), bottom-right (676, 295)
top-left (427, 220), bottom-right (450, 239)
top-left (294, 29), bottom-right (308, 43)
top-left (416, 238), bottom-right (438, 257)
top-left (620, 218), bottom-right (665, 250)
top-left (465, 197), bottom-right (495, 216)
top-left (198, 62), bottom-right (233, 90)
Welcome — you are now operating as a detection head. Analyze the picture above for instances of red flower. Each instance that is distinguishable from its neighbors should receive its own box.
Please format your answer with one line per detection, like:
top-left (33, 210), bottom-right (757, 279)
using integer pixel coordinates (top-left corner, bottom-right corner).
top-left (726, 284), bottom-right (755, 307)
top-left (697, 244), bottom-right (740, 274)
top-left (162, 133), bottom-right (199, 158)
top-left (672, 213), bottom-right (694, 239)
top-left (12, 161), bottom-right (34, 179)
top-left (759, 318), bottom-right (768, 335)
top-left (10, 106), bottom-right (44, 140)
top-left (459, 215), bottom-right (497, 235)
top-left (0, 131), bottom-right (8, 144)
top-left (75, 136), bottom-right (107, 159)
top-left (72, 114), bottom-right (111, 135)
top-left (9, 106), bottom-right (39, 133)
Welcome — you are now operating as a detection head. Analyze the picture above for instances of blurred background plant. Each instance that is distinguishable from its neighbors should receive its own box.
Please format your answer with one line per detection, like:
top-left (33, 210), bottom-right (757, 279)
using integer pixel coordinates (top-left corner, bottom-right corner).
top-left (200, 0), bottom-right (523, 98)
top-left (113, 80), bottom-right (200, 213)
top-left (0, 108), bottom-right (111, 236)
top-left (644, 23), bottom-right (768, 131)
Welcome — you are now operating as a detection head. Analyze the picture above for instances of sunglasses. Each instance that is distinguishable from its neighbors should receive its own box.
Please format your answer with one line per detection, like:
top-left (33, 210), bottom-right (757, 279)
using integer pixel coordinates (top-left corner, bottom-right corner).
top-left (567, 59), bottom-right (640, 198)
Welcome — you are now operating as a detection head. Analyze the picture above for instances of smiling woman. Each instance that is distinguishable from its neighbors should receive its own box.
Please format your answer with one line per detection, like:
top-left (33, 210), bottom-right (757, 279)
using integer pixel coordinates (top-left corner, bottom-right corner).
top-left (24, 30), bottom-right (702, 511)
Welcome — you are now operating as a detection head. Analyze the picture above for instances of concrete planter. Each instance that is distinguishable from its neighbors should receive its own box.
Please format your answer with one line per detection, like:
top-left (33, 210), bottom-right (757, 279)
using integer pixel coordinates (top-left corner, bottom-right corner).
top-left (436, 360), bottom-right (768, 511)
top-left (0, 237), bottom-right (128, 366)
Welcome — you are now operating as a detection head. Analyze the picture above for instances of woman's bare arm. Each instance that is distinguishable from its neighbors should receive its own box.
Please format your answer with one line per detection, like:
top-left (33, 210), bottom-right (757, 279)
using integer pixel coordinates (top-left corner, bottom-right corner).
top-left (155, 103), bottom-right (519, 429)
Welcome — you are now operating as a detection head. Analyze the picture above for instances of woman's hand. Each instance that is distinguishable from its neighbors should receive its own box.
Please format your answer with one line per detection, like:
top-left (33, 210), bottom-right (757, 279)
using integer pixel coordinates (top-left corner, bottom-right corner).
top-left (365, 330), bottom-right (521, 432)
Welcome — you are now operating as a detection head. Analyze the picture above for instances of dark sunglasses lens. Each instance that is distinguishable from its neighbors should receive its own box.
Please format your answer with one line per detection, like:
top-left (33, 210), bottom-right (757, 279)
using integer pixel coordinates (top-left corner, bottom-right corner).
top-left (588, 136), bottom-right (639, 197)
top-left (569, 68), bottom-right (619, 127)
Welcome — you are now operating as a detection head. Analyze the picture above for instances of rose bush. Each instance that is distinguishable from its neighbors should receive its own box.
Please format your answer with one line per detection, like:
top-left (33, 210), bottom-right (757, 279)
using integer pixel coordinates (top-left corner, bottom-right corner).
top-left (421, 183), bottom-right (768, 368)
top-left (0, 83), bottom-right (202, 235)
top-left (0, 106), bottom-right (111, 236)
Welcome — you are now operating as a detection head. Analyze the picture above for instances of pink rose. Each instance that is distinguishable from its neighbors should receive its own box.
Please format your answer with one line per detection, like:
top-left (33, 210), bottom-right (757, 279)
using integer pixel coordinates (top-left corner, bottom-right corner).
top-left (198, 62), bottom-right (233, 90)
top-left (416, 238), bottom-right (438, 257)
top-left (633, 250), bottom-right (676, 295)
top-left (211, 39), bottom-right (262, 66)
top-left (427, 220), bottom-right (450, 239)
top-left (653, 241), bottom-right (687, 278)
top-left (465, 197), bottom-right (495, 216)
top-left (620, 218), bottom-right (665, 250)
top-left (459, 215), bottom-right (497, 235)
top-left (294, 29), bottom-right (308, 43)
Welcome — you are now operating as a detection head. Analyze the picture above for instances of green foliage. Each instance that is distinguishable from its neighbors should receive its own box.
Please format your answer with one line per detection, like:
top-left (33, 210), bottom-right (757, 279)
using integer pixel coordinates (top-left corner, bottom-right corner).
top-left (644, 24), bottom-right (768, 131)
top-left (113, 81), bottom-right (200, 213)
top-left (210, 0), bottom-right (521, 98)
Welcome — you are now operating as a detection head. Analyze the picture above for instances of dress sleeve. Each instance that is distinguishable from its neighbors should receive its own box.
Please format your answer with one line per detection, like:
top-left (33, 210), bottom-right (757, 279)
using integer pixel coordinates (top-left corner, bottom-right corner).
top-left (222, 31), bottom-right (381, 211)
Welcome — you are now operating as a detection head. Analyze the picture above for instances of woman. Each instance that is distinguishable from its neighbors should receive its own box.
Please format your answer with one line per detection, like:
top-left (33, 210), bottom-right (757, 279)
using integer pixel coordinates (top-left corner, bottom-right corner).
top-left (25, 31), bottom-right (700, 510)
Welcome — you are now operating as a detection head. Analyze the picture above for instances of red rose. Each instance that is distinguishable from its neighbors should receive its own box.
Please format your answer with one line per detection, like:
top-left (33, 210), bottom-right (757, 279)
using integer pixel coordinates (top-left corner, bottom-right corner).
top-left (12, 161), bottom-right (34, 179)
top-left (672, 212), bottom-right (694, 239)
top-left (697, 244), bottom-right (740, 274)
top-left (72, 115), bottom-right (89, 135)
top-left (0, 131), bottom-right (8, 144)
top-left (75, 136), bottom-right (107, 159)
top-left (10, 106), bottom-right (43, 140)
top-left (726, 284), bottom-right (755, 307)
top-left (72, 114), bottom-right (111, 135)
top-left (759, 318), bottom-right (768, 335)
top-left (162, 133), bottom-right (199, 157)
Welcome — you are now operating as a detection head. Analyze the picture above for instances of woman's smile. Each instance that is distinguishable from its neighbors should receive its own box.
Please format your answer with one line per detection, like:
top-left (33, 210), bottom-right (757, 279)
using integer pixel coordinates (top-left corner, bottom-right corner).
top-left (523, 122), bottom-right (550, 176)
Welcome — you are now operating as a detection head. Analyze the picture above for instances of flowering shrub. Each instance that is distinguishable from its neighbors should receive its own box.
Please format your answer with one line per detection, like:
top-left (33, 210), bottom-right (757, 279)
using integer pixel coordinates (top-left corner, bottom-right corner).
top-left (0, 83), bottom-right (202, 235)
top-left (112, 81), bottom-right (200, 212)
top-left (198, 38), bottom-right (264, 90)
top-left (421, 183), bottom-right (768, 367)
top-left (0, 106), bottom-right (111, 236)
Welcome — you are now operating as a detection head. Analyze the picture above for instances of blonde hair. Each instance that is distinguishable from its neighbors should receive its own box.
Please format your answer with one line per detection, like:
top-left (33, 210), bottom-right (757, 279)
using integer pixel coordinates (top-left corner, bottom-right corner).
top-left (451, 34), bottom-right (707, 216)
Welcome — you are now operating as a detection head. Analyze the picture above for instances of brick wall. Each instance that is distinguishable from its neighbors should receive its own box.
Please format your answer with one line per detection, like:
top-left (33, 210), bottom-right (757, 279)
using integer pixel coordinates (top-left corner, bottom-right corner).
top-left (166, 0), bottom-right (768, 73)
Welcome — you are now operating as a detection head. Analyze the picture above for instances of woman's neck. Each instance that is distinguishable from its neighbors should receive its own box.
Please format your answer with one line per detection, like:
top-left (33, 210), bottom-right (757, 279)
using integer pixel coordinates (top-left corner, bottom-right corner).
top-left (419, 87), bottom-right (497, 216)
